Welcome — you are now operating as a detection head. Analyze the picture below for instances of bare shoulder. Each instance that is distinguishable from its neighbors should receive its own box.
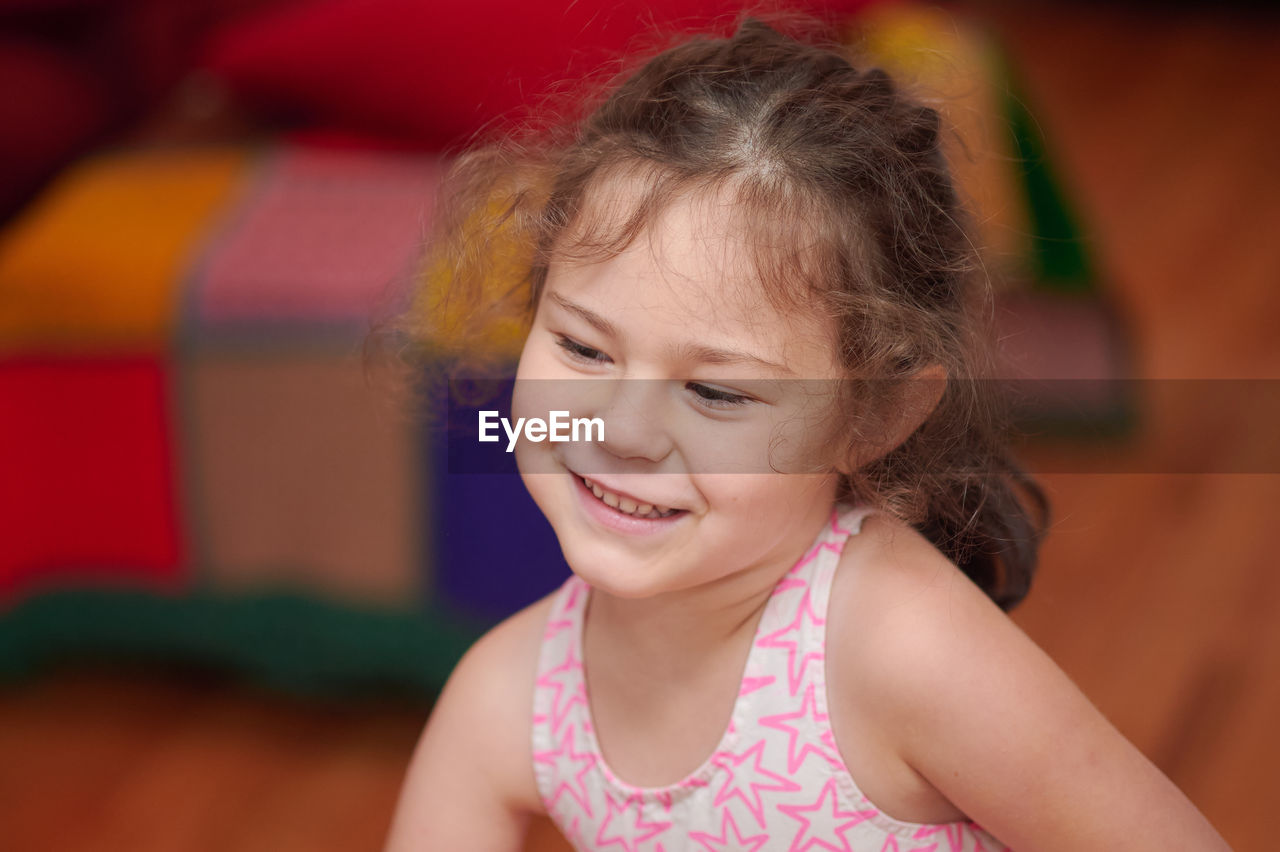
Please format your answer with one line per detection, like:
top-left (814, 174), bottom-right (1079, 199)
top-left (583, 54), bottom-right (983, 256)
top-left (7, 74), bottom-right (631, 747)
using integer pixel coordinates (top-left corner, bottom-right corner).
top-left (830, 511), bottom-right (1017, 680)
top-left (384, 590), bottom-right (560, 851)
top-left (826, 511), bottom-right (1011, 824)
top-left (827, 512), bottom-right (1230, 850)
top-left (432, 590), bottom-right (559, 810)
top-left (453, 586), bottom-right (560, 716)
top-left (827, 512), bottom-right (1046, 769)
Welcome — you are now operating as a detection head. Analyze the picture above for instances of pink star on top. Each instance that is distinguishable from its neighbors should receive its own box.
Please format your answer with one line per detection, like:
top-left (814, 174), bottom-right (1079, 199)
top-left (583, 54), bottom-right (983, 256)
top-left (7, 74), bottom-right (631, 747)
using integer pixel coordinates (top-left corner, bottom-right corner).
top-left (544, 616), bottom-right (573, 641)
top-left (820, 725), bottom-right (847, 764)
top-left (880, 836), bottom-right (939, 852)
top-left (535, 643), bottom-right (587, 736)
top-left (595, 792), bottom-right (672, 852)
top-left (710, 738), bottom-right (801, 829)
top-left (830, 510), bottom-right (854, 537)
top-left (532, 723), bottom-right (598, 819)
top-left (911, 823), bottom-right (969, 852)
top-left (688, 808), bottom-right (769, 852)
top-left (563, 577), bottom-right (587, 612)
top-left (756, 587), bottom-right (827, 696)
top-left (789, 536), bottom-right (844, 576)
top-left (758, 684), bottom-right (842, 775)
top-left (773, 575), bottom-right (808, 596)
top-left (778, 778), bottom-right (877, 852)
top-left (739, 675), bottom-right (776, 697)
top-left (564, 815), bottom-right (587, 848)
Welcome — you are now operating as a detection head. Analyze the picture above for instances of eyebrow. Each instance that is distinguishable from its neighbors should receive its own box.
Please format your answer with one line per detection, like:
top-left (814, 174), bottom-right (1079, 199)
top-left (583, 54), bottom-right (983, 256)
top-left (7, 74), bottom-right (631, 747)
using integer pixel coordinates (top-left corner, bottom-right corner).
top-left (548, 292), bottom-right (618, 339)
top-left (547, 291), bottom-right (794, 375)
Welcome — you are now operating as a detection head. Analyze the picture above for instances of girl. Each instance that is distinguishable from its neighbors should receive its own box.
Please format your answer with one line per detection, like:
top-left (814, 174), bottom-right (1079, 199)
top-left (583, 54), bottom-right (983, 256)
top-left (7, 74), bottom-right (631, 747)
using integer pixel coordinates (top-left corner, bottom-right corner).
top-left (385, 18), bottom-right (1230, 852)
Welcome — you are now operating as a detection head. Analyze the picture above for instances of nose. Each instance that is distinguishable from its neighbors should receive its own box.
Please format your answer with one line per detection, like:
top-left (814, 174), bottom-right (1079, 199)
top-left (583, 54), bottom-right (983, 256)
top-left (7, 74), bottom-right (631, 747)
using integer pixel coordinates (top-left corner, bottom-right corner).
top-left (594, 378), bottom-right (675, 463)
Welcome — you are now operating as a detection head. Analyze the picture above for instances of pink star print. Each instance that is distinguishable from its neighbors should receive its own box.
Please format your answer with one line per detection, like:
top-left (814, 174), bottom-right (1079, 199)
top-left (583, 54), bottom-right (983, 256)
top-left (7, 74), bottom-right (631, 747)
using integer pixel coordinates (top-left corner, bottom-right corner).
top-left (710, 739), bottom-right (801, 829)
top-left (773, 574), bottom-right (808, 595)
top-left (688, 808), bottom-right (769, 852)
top-left (565, 815), bottom-right (586, 848)
top-left (778, 778), bottom-right (878, 852)
top-left (563, 577), bottom-right (587, 612)
top-left (789, 534), bottom-right (845, 577)
top-left (829, 510), bottom-right (854, 537)
top-left (544, 616), bottom-right (573, 641)
top-left (759, 684), bottom-right (842, 775)
top-left (820, 727), bottom-right (839, 756)
top-left (533, 723), bottom-right (598, 819)
top-left (880, 835), bottom-right (939, 852)
top-left (535, 643), bottom-right (588, 736)
top-left (740, 675), bottom-right (776, 697)
top-left (911, 823), bottom-right (984, 852)
top-left (595, 792), bottom-right (672, 852)
top-left (756, 587), bottom-right (827, 696)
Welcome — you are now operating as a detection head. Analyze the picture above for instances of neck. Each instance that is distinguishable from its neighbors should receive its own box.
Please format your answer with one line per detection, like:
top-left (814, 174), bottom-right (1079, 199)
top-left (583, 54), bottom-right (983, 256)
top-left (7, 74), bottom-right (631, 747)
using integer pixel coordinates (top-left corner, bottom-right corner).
top-left (585, 511), bottom-right (829, 681)
top-left (590, 570), bottom-right (772, 671)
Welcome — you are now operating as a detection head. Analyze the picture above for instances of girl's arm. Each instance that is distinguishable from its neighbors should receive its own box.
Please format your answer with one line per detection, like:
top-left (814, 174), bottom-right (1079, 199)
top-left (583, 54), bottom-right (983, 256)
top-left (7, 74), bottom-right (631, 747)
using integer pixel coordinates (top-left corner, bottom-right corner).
top-left (384, 598), bottom-right (551, 852)
top-left (840, 519), bottom-right (1231, 851)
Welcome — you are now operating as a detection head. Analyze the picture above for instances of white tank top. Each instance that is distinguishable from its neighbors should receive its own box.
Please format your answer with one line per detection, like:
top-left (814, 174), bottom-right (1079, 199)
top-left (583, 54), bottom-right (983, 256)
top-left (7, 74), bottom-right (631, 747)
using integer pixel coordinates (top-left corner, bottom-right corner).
top-left (531, 504), bottom-right (1011, 851)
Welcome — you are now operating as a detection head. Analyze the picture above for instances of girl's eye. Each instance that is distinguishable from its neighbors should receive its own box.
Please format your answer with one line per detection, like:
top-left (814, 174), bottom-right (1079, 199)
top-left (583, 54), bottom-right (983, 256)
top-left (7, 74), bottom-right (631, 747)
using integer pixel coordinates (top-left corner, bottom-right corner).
top-left (687, 382), bottom-right (753, 410)
top-left (554, 334), bottom-right (611, 364)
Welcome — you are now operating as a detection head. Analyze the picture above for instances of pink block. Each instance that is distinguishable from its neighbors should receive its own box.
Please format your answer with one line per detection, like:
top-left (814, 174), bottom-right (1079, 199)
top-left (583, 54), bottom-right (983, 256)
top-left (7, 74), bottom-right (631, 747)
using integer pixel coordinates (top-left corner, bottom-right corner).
top-left (197, 146), bottom-right (442, 324)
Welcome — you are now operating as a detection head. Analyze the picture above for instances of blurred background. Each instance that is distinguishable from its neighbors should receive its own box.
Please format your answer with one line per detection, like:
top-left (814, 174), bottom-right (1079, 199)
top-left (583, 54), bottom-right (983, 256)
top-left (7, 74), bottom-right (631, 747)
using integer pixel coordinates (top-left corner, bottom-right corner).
top-left (1, 0), bottom-right (1277, 849)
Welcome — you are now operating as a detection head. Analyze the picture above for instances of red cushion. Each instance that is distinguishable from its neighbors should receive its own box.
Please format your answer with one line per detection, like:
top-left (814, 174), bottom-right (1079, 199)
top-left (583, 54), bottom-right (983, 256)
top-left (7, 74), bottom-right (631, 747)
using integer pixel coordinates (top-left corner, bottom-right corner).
top-left (0, 39), bottom-right (110, 215)
top-left (0, 358), bottom-right (184, 600)
top-left (0, 0), bottom-right (115, 10)
top-left (200, 0), bottom-right (876, 148)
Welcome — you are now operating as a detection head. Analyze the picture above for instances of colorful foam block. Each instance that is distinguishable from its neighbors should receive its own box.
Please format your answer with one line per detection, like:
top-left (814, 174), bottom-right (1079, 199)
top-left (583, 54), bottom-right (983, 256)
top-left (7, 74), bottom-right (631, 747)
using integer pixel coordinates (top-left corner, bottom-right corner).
top-left (0, 357), bottom-right (183, 600)
top-left (181, 350), bottom-right (423, 607)
top-left (0, 147), bottom-right (247, 351)
top-left (194, 147), bottom-right (443, 333)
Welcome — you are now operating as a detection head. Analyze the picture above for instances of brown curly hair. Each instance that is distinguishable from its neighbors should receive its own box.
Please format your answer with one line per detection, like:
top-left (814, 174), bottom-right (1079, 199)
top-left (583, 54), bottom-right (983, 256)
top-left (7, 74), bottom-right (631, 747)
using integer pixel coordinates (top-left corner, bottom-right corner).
top-left (397, 15), bottom-right (1048, 610)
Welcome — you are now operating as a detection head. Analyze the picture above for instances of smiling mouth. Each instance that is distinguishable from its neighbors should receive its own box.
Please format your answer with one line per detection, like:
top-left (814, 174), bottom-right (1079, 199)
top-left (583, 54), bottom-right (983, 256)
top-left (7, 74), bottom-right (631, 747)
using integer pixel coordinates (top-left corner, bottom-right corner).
top-left (578, 476), bottom-right (685, 520)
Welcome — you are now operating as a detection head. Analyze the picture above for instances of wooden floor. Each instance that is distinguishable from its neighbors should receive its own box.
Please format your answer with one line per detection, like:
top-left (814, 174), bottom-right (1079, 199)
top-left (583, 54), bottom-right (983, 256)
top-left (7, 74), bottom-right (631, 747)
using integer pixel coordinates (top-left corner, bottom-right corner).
top-left (2, 4), bottom-right (1277, 850)
top-left (991, 7), bottom-right (1280, 850)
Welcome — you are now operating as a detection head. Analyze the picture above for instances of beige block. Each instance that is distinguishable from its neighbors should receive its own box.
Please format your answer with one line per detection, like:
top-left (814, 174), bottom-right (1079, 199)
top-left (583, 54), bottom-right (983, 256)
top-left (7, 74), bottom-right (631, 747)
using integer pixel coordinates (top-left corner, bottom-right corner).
top-left (183, 349), bottom-right (424, 607)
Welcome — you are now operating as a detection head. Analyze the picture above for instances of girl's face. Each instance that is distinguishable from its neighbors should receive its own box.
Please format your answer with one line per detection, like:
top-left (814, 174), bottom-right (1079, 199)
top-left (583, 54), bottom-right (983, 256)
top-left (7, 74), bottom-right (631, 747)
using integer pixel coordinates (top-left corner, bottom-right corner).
top-left (513, 183), bottom-right (847, 600)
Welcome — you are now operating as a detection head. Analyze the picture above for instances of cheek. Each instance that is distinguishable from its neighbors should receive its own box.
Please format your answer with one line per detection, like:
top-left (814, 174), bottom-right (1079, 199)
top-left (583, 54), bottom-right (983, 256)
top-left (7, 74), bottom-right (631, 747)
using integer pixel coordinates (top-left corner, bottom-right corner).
top-left (693, 473), bottom-right (815, 513)
top-left (674, 410), bottom-right (835, 476)
top-left (670, 418), bottom-right (768, 474)
top-left (704, 473), bottom-right (841, 521)
top-left (516, 451), bottom-right (565, 522)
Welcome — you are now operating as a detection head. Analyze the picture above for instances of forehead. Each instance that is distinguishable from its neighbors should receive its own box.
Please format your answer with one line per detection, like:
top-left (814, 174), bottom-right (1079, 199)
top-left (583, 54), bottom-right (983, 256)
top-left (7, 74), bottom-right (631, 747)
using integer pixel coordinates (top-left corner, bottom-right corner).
top-left (546, 174), bottom-right (839, 372)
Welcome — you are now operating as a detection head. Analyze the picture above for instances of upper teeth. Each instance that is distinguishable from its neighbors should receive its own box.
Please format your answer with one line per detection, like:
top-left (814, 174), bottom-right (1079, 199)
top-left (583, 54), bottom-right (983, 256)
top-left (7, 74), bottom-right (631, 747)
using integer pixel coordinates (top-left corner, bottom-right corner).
top-left (583, 478), bottom-right (674, 519)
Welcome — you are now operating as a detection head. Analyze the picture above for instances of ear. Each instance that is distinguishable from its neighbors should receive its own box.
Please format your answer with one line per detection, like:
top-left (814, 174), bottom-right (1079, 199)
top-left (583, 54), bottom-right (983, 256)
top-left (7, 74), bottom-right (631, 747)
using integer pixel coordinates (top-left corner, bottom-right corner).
top-left (837, 364), bottom-right (948, 474)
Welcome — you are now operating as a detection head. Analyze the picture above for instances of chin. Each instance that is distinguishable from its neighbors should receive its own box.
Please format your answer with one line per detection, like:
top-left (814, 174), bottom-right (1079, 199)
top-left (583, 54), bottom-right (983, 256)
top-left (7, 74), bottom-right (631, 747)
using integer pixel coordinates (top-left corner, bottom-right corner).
top-left (557, 536), bottom-right (677, 600)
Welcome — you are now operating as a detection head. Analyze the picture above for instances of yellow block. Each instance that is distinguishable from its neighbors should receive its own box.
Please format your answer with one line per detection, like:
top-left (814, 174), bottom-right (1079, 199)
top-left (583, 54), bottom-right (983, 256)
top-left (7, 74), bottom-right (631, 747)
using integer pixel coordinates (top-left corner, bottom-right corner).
top-left (0, 146), bottom-right (249, 351)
